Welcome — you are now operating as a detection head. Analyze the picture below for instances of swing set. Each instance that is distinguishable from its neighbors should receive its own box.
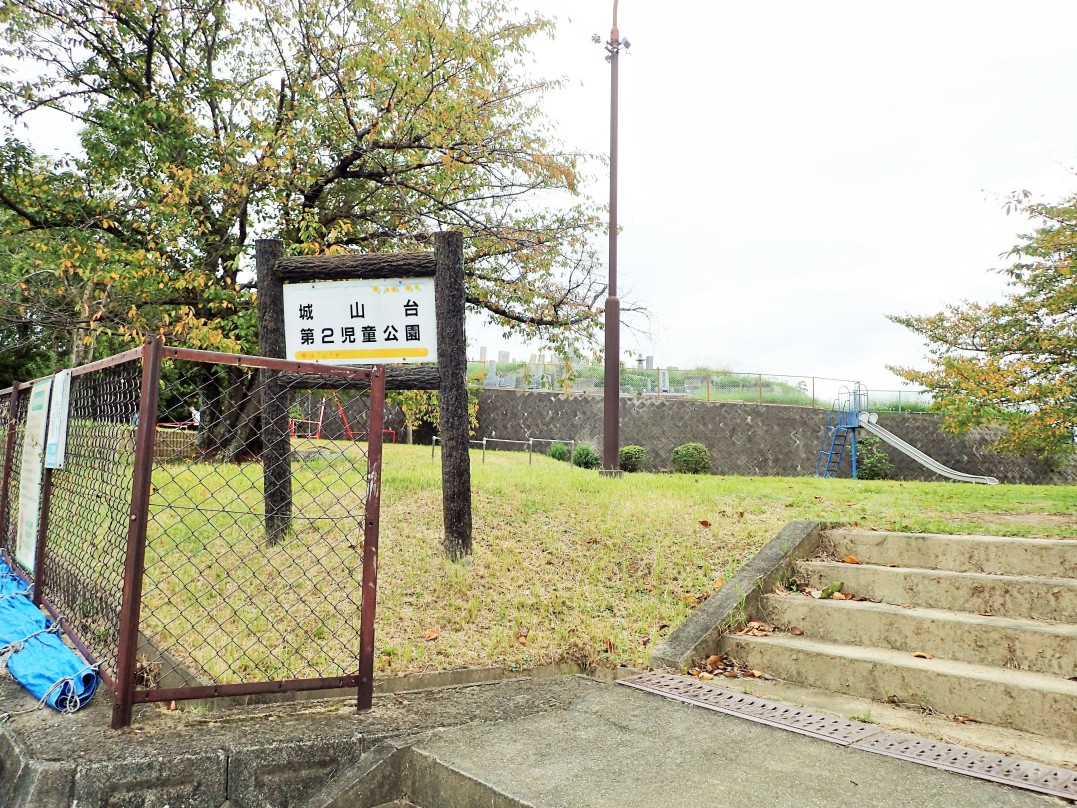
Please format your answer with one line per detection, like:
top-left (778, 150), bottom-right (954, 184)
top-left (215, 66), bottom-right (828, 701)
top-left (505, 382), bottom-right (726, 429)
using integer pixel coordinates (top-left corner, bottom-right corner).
top-left (289, 393), bottom-right (396, 443)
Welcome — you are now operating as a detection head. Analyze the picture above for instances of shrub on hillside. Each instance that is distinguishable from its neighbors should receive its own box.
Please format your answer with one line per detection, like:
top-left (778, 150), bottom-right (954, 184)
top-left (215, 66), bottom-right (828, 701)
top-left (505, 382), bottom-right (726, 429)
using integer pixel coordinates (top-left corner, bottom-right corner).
top-left (671, 442), bottom-right (710, 474)
top-left (855, 434), bottom-right (895, 480)
top-left (547, 442), bottom-right (571, 462)
top-left (572, 443), bottom-right (601, 469)
top-left (618, 445), bottom-right (647, 472)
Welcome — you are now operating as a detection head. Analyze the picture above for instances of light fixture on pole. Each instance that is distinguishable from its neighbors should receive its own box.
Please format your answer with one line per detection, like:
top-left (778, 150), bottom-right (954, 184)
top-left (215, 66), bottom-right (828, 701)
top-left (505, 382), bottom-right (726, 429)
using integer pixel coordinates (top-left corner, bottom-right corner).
top-left (597, 2), bottom-right (629, 476)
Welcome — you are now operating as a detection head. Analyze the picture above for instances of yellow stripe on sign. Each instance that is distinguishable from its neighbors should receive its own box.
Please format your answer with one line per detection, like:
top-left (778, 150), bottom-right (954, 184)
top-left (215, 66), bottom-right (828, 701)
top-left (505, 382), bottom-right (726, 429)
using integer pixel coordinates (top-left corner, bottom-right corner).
top-left (295, 347), bottom-right (431, 360)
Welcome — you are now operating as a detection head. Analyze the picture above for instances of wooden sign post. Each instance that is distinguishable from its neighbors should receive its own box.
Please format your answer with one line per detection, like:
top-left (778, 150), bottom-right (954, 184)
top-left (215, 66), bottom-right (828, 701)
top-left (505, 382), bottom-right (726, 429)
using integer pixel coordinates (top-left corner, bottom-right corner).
top-left (255, 232), bottom-right (472, 558)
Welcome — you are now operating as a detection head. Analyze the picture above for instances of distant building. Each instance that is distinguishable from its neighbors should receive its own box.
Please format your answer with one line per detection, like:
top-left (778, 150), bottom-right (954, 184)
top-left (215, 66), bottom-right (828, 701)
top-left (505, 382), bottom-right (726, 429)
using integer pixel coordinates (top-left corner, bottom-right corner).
top-left (479, 347), bottom-right (488, 361)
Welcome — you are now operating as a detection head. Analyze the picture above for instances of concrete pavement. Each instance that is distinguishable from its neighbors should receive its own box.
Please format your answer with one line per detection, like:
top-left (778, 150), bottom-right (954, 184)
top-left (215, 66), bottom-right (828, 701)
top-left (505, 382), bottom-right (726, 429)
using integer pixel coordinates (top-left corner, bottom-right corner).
top-left (1, 672), bottom-right (1067, 807)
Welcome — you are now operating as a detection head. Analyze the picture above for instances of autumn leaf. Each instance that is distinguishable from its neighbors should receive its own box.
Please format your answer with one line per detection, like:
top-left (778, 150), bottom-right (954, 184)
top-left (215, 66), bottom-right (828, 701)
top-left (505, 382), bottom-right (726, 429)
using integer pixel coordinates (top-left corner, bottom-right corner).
top-left (912, 651), bottom-right (933, 659)
top-left (698, 672), bottom-right (715, 681)
top-left (712, 578), bottom-right (725, 589)
top-left (788, 626), bottom-right (804, 636)
top-left (842, 555), bottom-right (861, 565)
top-left (422, 627), bottom-right (440, 641)
top-left (699, 519), bottom-right (711, 527)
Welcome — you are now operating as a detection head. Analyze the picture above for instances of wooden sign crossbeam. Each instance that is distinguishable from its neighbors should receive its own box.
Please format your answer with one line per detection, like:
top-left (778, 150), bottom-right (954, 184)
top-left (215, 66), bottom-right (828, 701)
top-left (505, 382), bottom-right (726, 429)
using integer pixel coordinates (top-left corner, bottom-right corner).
top-left (256, 233), bottom-right (472, 558)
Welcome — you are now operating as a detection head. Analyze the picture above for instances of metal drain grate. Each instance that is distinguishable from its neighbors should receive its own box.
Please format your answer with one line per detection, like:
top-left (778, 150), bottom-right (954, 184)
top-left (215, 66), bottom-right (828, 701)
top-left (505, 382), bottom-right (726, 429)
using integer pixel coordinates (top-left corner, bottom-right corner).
top-left (619, 672), bottom-right (881, 746)
top-left (858, 732), bottom-right (1077, 800)
top-left (618, 673), bottom-right (1077, 802)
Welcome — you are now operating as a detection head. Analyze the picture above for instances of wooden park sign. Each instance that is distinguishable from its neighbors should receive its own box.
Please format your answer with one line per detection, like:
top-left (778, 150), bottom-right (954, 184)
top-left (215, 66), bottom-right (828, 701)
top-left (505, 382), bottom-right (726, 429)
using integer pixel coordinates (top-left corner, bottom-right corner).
top-left (255, 232), bottom-right (472, 558)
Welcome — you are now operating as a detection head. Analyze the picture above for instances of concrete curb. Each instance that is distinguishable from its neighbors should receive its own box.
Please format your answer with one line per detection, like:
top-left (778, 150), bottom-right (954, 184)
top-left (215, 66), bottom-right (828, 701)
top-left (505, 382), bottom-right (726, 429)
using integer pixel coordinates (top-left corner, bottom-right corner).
top-left (305, 736), bottom-right (417, 808)
top-left (650, 519), bottom-right (826, 670)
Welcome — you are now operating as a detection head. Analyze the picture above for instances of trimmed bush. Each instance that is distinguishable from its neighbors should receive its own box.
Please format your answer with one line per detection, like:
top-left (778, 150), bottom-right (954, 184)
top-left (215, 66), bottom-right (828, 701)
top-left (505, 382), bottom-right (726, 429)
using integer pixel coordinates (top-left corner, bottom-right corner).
top-left (547, 441), bottom-right (571, 462)
top-left (671, 442), bottom-right (710, 474)
top-left (572, 443), bottom-right (601, 469)
top-left (855, 434), bottom-right (895, 480)
top-left (618, 444), bottom-right (647, 472)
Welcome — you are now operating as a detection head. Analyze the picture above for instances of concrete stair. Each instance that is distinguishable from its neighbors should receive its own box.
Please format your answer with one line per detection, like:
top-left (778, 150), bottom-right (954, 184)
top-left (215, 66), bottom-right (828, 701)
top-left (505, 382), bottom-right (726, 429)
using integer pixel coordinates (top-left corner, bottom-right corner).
top-left (720, 529), bottom-right (1077, 743)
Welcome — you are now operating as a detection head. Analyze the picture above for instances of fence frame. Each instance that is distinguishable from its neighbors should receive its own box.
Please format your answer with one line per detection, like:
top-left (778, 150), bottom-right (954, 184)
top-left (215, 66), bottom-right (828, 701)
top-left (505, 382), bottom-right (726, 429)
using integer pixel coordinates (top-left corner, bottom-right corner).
top-left (0, 339), bottom-right (387, 729)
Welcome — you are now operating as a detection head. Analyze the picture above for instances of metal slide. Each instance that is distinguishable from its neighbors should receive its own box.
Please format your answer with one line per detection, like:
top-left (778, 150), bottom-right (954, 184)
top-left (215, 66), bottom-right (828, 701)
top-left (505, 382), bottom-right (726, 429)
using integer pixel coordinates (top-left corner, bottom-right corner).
top-left (858, 413), bottom-right (999, 485)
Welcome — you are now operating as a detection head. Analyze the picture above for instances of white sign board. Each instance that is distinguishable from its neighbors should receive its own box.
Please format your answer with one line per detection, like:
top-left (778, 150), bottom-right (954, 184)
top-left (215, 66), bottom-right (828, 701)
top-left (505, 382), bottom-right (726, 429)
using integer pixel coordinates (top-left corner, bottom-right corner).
top-left (45, 369), bottom-right (72, 468)
top-left (16, 377), bottom-right (51, 570)
top-left (283, 278), bottom-right (437, 365)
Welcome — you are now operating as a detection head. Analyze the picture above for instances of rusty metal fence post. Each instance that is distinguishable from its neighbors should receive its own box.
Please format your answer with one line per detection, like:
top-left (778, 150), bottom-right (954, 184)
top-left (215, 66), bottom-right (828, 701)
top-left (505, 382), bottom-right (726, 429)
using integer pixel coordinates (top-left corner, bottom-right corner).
top-left (357, 366), bottom-right (386, 712)
top-left (112, 337), bottom-right (164, 729)
top-left (0, 383), bottom-right (21, 546)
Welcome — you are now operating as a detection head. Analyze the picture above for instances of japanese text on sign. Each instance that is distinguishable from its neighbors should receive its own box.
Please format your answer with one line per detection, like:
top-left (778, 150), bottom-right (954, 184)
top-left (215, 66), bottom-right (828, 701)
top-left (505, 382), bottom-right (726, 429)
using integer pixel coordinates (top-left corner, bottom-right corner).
top-left (282, 278), bottom-right (437, 364)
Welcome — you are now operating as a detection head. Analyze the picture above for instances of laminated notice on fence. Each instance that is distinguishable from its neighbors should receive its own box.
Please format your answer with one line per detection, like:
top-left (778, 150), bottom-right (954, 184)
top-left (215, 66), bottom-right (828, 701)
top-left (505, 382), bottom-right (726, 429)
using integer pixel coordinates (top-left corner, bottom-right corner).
top-left (16, 377), bottom-right (51, 570)
top-left (283, 278), bottom-right (437, 365)
top-left (44, 369), bottom-right (71, 469)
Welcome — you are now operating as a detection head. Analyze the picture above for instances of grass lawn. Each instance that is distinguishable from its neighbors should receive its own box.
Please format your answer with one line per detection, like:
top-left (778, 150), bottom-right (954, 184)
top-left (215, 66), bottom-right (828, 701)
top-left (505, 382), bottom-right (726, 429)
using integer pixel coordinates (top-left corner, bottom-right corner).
top-left (140, 442), bottom-right (1076, 683)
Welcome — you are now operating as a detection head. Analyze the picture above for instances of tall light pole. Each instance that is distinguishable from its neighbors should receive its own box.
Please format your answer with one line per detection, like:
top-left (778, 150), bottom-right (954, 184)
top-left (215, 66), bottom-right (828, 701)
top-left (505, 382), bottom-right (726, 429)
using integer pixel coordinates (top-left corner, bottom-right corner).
top-left (598, 2), bottom-right (629, 475)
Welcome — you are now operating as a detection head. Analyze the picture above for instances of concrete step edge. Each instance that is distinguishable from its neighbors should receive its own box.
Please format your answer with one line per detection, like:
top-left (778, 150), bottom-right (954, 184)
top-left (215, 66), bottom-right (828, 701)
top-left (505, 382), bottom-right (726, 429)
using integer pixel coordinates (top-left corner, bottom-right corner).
top-left (822, 530), bottom-right (1077, 577)
top-left (798, 560), bottom-right (1077, 588)
top-left (720, 632), bottom-right (1077, 742)
top-left (723, 633), bottom-right (1077, 696)
top-left (759, 594), bottom-right (1077, 677)
top-left (826, 529), bottom-right (1077, 548)
top-left (795, 561), bottom-right (1077, 622)
top-left (761, 593), bottom-right (1077, 636)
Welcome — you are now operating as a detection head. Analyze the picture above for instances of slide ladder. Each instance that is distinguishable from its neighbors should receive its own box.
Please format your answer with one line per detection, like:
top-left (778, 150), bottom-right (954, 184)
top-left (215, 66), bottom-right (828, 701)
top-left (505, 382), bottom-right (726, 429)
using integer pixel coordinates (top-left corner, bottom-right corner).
top-left (815, 398), bottom-right (858, 478)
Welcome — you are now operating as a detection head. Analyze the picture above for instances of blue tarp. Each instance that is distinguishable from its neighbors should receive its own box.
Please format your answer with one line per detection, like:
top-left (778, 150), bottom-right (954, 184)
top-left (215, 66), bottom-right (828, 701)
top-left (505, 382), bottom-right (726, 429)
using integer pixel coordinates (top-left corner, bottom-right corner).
top-left (0, 558), bottom-right (99, 712)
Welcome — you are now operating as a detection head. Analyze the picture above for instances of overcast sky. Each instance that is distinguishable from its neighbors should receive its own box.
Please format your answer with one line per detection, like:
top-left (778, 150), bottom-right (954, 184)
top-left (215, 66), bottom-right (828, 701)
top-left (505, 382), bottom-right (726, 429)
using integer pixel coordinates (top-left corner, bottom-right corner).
top-left (472, 0), bottom-right (1077, 391)
top-left (10, 2), bottom-right (1077, 392)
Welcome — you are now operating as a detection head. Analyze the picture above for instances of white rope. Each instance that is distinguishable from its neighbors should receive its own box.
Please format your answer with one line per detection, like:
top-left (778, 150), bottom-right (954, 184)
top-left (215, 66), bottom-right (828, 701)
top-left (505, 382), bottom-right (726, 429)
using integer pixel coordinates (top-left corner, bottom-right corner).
top-left (0, 624), bottom-right (61, 665)
top-left (0, 661), bottom-right (98, 721)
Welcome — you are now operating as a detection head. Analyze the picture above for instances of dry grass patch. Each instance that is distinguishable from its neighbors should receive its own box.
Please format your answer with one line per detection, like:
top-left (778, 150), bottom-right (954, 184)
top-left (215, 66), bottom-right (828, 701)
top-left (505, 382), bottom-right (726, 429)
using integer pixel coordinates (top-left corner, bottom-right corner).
top-left (136, 443), bottom-right (1076, 682)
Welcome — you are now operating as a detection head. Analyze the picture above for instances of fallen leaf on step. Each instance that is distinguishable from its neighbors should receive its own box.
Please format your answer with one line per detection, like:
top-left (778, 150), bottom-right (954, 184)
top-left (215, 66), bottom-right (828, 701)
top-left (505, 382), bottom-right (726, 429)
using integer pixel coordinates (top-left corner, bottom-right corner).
top-left (748, 669), bottom-right (765, 678)
top-left (736, 620), bottom-right (774, 637)
top-left (830, 592), bottom-right (848, 600)
top-left (955, 715), bottom-right (979, 725)
top-left (912, 651), bottom-right (933, 659)
top-left (789, 626), bottom-right (804, 636)
top-left (698, 672), bottom-right (715, 681)
top-left (980, 612), bottom-right (995, 617)
top-left (842, 555), bottom-right (861, 564)
top-left (705, 654), bottom-right (724, 668)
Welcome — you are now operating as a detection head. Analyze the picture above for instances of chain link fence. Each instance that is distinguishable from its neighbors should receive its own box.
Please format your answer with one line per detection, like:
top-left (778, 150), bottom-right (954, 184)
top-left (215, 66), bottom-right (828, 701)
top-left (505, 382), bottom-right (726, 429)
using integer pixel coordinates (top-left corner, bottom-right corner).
top-left (141, 355), bottom-right (376, 691)
top-left (0, 340), bottom-right (386, 726)
top-left (469, 360), bottom-right (929, 412)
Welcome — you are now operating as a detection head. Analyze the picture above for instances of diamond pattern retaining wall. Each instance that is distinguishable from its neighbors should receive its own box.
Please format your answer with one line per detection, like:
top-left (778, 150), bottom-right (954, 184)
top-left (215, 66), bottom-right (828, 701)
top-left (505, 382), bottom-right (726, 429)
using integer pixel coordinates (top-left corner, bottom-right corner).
top-left (476, 390), bottom-right (1077, 485)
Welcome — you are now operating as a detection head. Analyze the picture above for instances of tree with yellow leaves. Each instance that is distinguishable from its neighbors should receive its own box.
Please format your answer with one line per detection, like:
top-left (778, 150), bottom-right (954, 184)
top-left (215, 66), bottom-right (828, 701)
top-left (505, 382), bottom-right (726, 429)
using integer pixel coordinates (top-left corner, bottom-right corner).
top-left (890, 192), bottom-right (1077, 460)
top-left (0, 0), bottom-right (609, 365)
